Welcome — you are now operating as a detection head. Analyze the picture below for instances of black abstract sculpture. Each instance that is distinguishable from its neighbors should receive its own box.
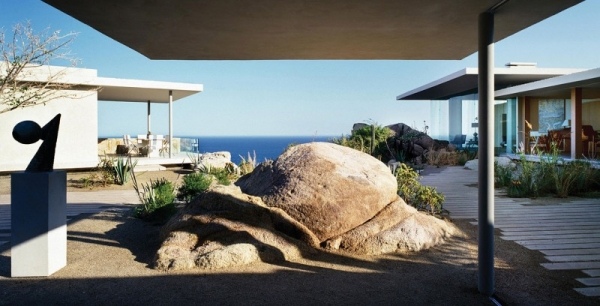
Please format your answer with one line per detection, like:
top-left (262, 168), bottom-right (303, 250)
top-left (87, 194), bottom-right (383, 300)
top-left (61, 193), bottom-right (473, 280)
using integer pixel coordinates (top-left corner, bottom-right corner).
top-left (12, 114), bottom-right (61, 172)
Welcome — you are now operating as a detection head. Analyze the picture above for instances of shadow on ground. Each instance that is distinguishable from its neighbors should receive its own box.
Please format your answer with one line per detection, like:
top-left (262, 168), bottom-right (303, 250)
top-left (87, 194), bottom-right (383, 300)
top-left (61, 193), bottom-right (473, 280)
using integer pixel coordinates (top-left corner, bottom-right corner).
top-left (0, 209), bottom-right (597, 306)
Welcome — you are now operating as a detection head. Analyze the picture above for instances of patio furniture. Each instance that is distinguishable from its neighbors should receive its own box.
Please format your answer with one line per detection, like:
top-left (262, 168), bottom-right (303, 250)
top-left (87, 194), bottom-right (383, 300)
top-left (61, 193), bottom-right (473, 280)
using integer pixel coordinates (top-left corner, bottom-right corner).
top-left (137, 135), bottom-right (149, 156)
top-left (145, 135), bottom-right (163, 158)
top-left (450, 134), bottom-right (466, 149)
top-left (122, 135), bottom-right (138, 155)
top-left (582, 125), bottom-right (595, 157)
top-left (159, 135), bottom-right (170, 157)
top-left (529, 131), bottom-right (547, 154)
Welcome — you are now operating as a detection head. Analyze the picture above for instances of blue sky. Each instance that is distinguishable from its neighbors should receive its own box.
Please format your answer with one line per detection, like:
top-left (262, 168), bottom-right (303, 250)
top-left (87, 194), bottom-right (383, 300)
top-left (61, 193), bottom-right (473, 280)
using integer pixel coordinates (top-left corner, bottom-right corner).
top-left (2, 1), bottom-right (600, 137)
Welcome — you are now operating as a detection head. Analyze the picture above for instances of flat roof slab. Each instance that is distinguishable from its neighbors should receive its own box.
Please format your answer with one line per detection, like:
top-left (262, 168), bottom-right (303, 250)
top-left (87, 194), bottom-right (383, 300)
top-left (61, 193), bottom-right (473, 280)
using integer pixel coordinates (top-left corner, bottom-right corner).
top-left (42, 0), bottom-right (582, 60)
top-left (94, 77), bottom-right (203, 103)
top-left (397, 67), bottom-right (586, 100)
top-left (495, 67), bottom-right (600, 99)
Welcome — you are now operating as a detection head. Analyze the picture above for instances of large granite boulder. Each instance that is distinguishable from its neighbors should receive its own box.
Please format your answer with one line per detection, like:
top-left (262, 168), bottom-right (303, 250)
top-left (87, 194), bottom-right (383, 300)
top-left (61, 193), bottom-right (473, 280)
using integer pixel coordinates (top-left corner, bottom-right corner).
top-left (324, 197), bottom-right (453, 255)
top-left (156, 184), bottom-right (318, 271)
top-left (235, 142), bottom-right (398, 241)
top-left (157, 142), bottom-right (455, 270)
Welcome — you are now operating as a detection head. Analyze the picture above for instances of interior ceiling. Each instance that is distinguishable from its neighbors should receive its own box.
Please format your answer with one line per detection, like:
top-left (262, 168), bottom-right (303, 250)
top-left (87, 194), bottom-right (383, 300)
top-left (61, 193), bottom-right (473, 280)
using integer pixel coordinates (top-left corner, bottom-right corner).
top-left (42, 0), bottom-right (582, 60)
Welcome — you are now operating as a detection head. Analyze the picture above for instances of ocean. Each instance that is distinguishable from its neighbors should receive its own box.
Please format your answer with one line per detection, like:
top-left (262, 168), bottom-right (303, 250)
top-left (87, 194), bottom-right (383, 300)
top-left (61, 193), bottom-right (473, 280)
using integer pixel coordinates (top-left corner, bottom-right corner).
top-left (180, 136), bottom-right (336, 164)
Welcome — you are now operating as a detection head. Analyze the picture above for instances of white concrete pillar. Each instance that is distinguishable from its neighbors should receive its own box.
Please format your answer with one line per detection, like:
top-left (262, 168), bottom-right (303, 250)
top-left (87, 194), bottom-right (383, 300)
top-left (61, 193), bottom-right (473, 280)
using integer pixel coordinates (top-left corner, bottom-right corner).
top-left (11, 171), bottom-right (67, 277)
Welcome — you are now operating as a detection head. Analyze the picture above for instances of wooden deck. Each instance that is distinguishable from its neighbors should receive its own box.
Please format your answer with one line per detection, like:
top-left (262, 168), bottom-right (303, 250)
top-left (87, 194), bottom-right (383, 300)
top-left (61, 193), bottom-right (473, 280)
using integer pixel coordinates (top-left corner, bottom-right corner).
top-left (420, 166), bottom-right (600, 297)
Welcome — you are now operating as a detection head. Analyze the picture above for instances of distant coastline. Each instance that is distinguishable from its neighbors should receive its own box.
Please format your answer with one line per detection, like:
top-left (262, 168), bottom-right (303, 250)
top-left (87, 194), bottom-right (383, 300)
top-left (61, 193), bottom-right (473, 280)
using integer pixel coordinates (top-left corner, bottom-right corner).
top-left (186, 135), bottom-right (335, 164)
top-left (99, 135), bottom-right (337, 164)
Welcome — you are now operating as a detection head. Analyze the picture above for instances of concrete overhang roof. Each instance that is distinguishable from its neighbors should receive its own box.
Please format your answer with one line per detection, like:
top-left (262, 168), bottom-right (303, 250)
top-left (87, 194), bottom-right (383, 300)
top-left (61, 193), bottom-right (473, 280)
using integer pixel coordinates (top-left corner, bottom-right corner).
top-left (396, 66), bottom-right (586, 100)
top-left (495, 67), bottom-right (600, 99)
top-left (5, 63), bottom-right (204, 103)
top-left (42, 0), bottom-right (582, 60)
top-left (93, 77), bottom-right (203, 103)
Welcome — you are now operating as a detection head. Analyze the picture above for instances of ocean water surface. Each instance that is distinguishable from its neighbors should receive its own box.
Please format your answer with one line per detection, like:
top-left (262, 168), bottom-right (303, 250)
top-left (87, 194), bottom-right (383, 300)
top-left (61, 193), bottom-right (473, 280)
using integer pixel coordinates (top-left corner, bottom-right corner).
top-left (181, 136), bottom-right (335, 164)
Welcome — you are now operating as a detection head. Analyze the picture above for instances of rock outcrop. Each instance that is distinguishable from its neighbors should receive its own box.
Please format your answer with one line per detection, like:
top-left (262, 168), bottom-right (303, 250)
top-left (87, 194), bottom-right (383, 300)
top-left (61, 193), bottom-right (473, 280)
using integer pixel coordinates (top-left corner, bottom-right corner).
top-left (157, 142), bottom-right (455, 270)
top-left (196, 151), bottom-right (234, 169)
top-left (236, 142), bottom-right (398, 241)
top-left (155, 184), bottom-right (318, 271)
top-left (323, 197), bottom-right (453, 255)
top-left (387, 123), bottom-right (435, 161)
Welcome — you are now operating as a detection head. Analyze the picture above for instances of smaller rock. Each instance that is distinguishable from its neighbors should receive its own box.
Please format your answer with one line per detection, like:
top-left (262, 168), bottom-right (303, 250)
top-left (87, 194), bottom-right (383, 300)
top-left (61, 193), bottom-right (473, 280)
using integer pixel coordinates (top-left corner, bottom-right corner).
top-left (464, 156), bottom-right (515, 170)
top-left (198, 151), bottom-right (234, 169)
top-left (323, 197), bottom-right (455, 255)
top-left (155, 184), bottom-right (317, 271)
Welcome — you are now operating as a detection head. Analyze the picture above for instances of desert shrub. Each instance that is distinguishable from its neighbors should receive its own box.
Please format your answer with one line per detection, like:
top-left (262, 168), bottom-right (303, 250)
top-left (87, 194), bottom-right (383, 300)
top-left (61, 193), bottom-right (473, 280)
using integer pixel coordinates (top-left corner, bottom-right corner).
top-left (113, 156), bottom-right (137, 185)
top-left (500, 144), bottom-right (598, 198)
top-left (76, 156), bottom-right (118, 188)
top-left (494, 162), bottom-right (513, 188)
top-left (134, 178), bottom-right (176, 221)
top-left (554, 160), bottom-right (593, 197)
top-left (210, 167), bottom-right (232, 185)
top-left (333, 124), bottom-right (392, 159)
top-left (177, 172), bottom-right (213, 203)
top-left (425, 149), bottom-right (459, 167)
top-left (239, 151), bottom-right (258, 175)
top-left (457, 151), bottom-right (470, 166)
top-left (510, 154), bottom-right (539, 197)
top-left (396, 163), bottom-right (445, 215)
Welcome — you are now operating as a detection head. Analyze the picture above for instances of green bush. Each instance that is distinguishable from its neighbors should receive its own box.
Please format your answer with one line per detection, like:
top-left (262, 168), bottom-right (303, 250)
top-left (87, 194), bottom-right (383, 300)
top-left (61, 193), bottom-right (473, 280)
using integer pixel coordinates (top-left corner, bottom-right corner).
top-left (497, 145), bottom-right (599, 198)
top-left (113, 156), bottom-right (137, 185)
top-left (396, 163), bottom-right (445, 215)
top-left (494, 161), bottom-right (513, 188)
top-left (554, 160), bottom-right (592, 197)
top-left (134, 178), bottom-right (176, 221)
top-left (210, 167), bottom-right (232, 185)
top-left (177, 172), bottom-right (213, 203)
top-left (333, 124), bottom-right (392, 159)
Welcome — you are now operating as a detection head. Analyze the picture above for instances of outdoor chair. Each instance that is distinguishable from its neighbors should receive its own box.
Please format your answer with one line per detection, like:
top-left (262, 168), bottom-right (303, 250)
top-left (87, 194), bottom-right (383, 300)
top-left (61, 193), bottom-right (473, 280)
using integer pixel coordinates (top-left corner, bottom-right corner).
top-left (450, 134), bottom-right (467, 149)
top-left (159, 135), bottom-right (170, 157)
top-left (582, 125), bottom-right (596, 157)
top-left (122, 134), bottom-right (138, 155)
top-left (145, 135), bottom-right (163, 158)
top-left (137, 135), bottom-right (149, 156)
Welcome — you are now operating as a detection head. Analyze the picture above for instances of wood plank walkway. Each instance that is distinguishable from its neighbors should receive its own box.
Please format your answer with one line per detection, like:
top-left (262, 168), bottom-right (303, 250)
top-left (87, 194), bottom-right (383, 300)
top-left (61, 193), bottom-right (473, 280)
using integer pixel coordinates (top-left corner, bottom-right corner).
top-left (420, 166), bottom-right (600, 297)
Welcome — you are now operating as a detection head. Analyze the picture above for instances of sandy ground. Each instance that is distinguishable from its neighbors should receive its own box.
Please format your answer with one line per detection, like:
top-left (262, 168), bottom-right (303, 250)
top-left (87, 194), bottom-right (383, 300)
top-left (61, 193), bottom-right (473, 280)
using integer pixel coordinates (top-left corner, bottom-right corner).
top-left (1, 168), bottom-right (599, 305)
top-left (0, 167), bottom-right (186, 195)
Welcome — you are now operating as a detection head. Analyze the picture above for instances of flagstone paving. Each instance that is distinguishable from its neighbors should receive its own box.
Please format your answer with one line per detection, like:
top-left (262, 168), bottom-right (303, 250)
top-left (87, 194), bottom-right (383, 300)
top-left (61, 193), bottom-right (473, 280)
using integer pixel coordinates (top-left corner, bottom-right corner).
top-left (420, 166), bottom-right (600, 297)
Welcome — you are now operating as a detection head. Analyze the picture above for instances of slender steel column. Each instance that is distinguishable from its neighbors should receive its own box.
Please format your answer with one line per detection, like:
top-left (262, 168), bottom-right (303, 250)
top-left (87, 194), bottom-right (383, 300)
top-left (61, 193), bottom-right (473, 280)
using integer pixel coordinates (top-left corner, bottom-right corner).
top-left (169, 90), bottom-right (173, 158)
top-left (147, 100), bottom-right (151, 134)
top-left (478, 11), bottom-right (495, 296)
top-left (571, 87), bottom-right (583, 159)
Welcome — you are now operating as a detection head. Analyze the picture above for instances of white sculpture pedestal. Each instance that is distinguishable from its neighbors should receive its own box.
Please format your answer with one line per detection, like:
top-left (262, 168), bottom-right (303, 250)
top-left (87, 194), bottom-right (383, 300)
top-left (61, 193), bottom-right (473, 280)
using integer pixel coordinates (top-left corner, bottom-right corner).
top-left (11, 171), bottom-right (67, 277)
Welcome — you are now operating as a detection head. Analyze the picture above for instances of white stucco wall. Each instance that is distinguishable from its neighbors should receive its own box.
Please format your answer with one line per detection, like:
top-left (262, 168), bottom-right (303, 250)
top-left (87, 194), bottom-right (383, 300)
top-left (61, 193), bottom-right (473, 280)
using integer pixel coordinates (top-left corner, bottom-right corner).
top-left (0, 90), bottom-right (99, 172)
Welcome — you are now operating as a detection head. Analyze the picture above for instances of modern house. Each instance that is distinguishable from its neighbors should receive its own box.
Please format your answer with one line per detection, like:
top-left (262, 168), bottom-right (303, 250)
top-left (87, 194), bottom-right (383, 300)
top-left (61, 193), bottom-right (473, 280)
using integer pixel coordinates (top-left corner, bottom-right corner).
top-left (0, 65), bottom-right (202, 172)
top-left (37, 0), bottom-right (587, 295)
top-left (397, 63), bottom-right (588, 156)
top-left (496, 67), bottom-right (600, 159)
